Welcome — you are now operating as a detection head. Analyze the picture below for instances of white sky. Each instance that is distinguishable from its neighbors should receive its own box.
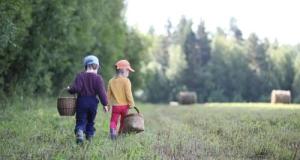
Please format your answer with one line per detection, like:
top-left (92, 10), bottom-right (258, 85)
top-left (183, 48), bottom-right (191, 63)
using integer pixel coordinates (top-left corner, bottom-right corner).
top-left (125, 0), bottom-right (300, 44)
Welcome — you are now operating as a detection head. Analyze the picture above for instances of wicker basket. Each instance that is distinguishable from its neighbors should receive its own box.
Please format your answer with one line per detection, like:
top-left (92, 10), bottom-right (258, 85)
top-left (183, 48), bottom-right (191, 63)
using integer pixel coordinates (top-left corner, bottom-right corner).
top-left (123, 107), bottom-right (144, 134)
top-left (57, 89), bottom-right (76, 116)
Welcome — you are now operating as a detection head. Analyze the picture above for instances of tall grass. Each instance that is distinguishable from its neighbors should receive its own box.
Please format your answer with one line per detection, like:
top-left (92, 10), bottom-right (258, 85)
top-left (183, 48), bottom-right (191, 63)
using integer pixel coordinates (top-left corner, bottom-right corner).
top-left (1, 98), bottom-right (300, 159)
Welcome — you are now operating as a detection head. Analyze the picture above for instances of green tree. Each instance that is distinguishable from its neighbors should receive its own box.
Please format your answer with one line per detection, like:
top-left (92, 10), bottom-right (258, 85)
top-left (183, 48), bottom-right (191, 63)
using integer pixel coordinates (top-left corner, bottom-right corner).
top-left (0, 0), bottom-right (147, 99)
top-left (230, 17), bottom-right (243, 41)
top-left (208, 33), bottom-right (252, 101)
top-left (122, 28), bottom-right (148, 90)
top-left (182, 21), bottom-right (211, 102)
top-left (0, 0), bottom-right (32, 97)
top-left (246, 34), bottom-right (275, 100)
top-left (292, 45), bottom-right (300, 102)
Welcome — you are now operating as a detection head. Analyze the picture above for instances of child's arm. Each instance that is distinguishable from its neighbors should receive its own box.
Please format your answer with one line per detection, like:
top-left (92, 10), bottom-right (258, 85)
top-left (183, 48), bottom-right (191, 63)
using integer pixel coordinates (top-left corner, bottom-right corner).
top-left (95, 76), bottom-right (108, 106)
top-left (125, 79), bottom-right (135, 108)
top-left (68, 74), bottom-right (82, 94)
top-left (107, 81), bottom-right (112, 107)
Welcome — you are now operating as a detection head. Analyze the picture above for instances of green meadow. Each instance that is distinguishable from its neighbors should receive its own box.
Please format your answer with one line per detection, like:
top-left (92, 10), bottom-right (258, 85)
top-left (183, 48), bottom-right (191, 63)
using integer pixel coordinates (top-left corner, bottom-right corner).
top-left (1, 98), bottom-right (300, 160)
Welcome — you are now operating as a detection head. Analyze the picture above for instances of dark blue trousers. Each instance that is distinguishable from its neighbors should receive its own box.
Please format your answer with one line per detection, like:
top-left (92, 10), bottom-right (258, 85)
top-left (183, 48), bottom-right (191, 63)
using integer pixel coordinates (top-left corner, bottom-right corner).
top-left (75, 96), bottom-right (99, 136)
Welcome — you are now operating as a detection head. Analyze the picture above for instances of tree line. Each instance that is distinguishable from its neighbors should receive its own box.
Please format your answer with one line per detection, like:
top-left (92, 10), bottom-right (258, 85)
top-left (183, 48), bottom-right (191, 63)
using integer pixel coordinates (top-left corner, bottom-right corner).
top-left (1, 1), bottom-right (300, 103)
top-left (142, 17), bottom-right (300, 103)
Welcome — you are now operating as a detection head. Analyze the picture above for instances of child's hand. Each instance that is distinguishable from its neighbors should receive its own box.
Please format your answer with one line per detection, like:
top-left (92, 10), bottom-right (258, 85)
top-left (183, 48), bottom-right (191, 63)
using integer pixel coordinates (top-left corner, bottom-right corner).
top-left (103, 106), bottom-right (109, 112)
top-left (129, 105), bottom-right (134, 109)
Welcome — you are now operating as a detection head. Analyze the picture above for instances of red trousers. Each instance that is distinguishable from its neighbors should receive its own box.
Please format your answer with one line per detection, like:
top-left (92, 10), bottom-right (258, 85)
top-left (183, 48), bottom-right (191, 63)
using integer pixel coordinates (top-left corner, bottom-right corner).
top-left (110, 105), bottom-right (129, 133)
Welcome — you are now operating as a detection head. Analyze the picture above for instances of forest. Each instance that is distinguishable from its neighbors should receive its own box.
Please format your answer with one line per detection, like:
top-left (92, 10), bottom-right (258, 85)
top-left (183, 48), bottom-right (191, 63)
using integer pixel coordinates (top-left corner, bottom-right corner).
top-left (1, 0), bottom-right (300, 103)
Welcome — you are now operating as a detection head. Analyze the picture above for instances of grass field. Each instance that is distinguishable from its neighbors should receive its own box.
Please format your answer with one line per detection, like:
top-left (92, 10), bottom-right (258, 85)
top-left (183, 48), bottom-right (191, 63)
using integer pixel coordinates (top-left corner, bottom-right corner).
top-left (1, 98), bottom-right (300, 160)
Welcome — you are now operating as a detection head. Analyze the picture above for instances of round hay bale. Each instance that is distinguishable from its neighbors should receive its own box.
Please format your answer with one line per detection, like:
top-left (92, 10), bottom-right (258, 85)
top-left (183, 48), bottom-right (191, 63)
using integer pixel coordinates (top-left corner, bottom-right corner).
top-left (271, 90), bottom-right (291, 104)
top-left (178, 92), bottom-right (197, 104)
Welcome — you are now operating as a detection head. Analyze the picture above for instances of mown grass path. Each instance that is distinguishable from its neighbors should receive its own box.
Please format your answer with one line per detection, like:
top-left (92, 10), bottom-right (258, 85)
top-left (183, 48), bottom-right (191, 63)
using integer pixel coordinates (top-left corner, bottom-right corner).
top-left (1, 99), bottom-right (300, 159)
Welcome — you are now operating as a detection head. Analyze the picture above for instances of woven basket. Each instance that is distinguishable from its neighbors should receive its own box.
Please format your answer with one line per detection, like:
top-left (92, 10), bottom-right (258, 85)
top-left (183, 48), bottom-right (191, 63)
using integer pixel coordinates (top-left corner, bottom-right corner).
top-left (57, 89), bottom-right (76, 116)
top-left (123, 107), bottom-right (144, 134)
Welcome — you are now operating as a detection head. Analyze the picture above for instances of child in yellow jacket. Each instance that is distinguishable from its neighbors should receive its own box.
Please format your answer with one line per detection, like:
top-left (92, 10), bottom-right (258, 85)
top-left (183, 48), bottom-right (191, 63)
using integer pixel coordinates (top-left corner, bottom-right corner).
top-left (107, 60), bottom-right (135, 139)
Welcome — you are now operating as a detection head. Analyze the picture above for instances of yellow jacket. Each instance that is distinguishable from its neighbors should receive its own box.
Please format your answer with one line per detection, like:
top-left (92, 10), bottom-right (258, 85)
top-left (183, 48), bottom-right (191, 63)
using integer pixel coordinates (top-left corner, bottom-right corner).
top-left (107, 76), bottom-right (135, 107)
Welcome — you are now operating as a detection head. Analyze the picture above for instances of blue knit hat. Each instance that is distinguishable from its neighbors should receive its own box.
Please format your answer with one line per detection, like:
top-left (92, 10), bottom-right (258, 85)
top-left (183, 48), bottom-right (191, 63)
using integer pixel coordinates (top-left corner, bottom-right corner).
top-left (83, 55), bottom-right (99, 66)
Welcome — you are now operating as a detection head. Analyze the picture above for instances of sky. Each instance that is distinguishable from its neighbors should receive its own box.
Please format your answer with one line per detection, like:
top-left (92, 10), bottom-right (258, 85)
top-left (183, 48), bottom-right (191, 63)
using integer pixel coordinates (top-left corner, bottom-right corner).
top-left (125, 0), bottom-right (300, 45)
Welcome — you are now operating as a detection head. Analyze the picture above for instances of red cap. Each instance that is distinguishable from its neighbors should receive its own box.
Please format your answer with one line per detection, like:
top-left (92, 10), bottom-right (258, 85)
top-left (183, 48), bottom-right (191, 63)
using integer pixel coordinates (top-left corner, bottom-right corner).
top-left (115, 60), bottom-right (135, 72)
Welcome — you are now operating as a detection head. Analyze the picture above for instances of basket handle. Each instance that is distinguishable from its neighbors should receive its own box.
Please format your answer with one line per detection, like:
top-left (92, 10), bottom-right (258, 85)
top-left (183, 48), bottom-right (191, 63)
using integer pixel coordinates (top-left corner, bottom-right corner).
top-left (133, 106), bottom-right (140, 114)
top-left (59, 88), bottom-right (76, 98)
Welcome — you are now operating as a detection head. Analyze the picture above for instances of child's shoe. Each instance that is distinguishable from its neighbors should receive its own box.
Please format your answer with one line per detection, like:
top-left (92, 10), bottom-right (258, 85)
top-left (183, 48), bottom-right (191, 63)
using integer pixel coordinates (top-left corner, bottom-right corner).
top-left (86, 135), bottom-right (93, 142)
top-left (76, 130), bottom-right (84, 144)
top-left (110, 128), bottom-right (117, 140)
